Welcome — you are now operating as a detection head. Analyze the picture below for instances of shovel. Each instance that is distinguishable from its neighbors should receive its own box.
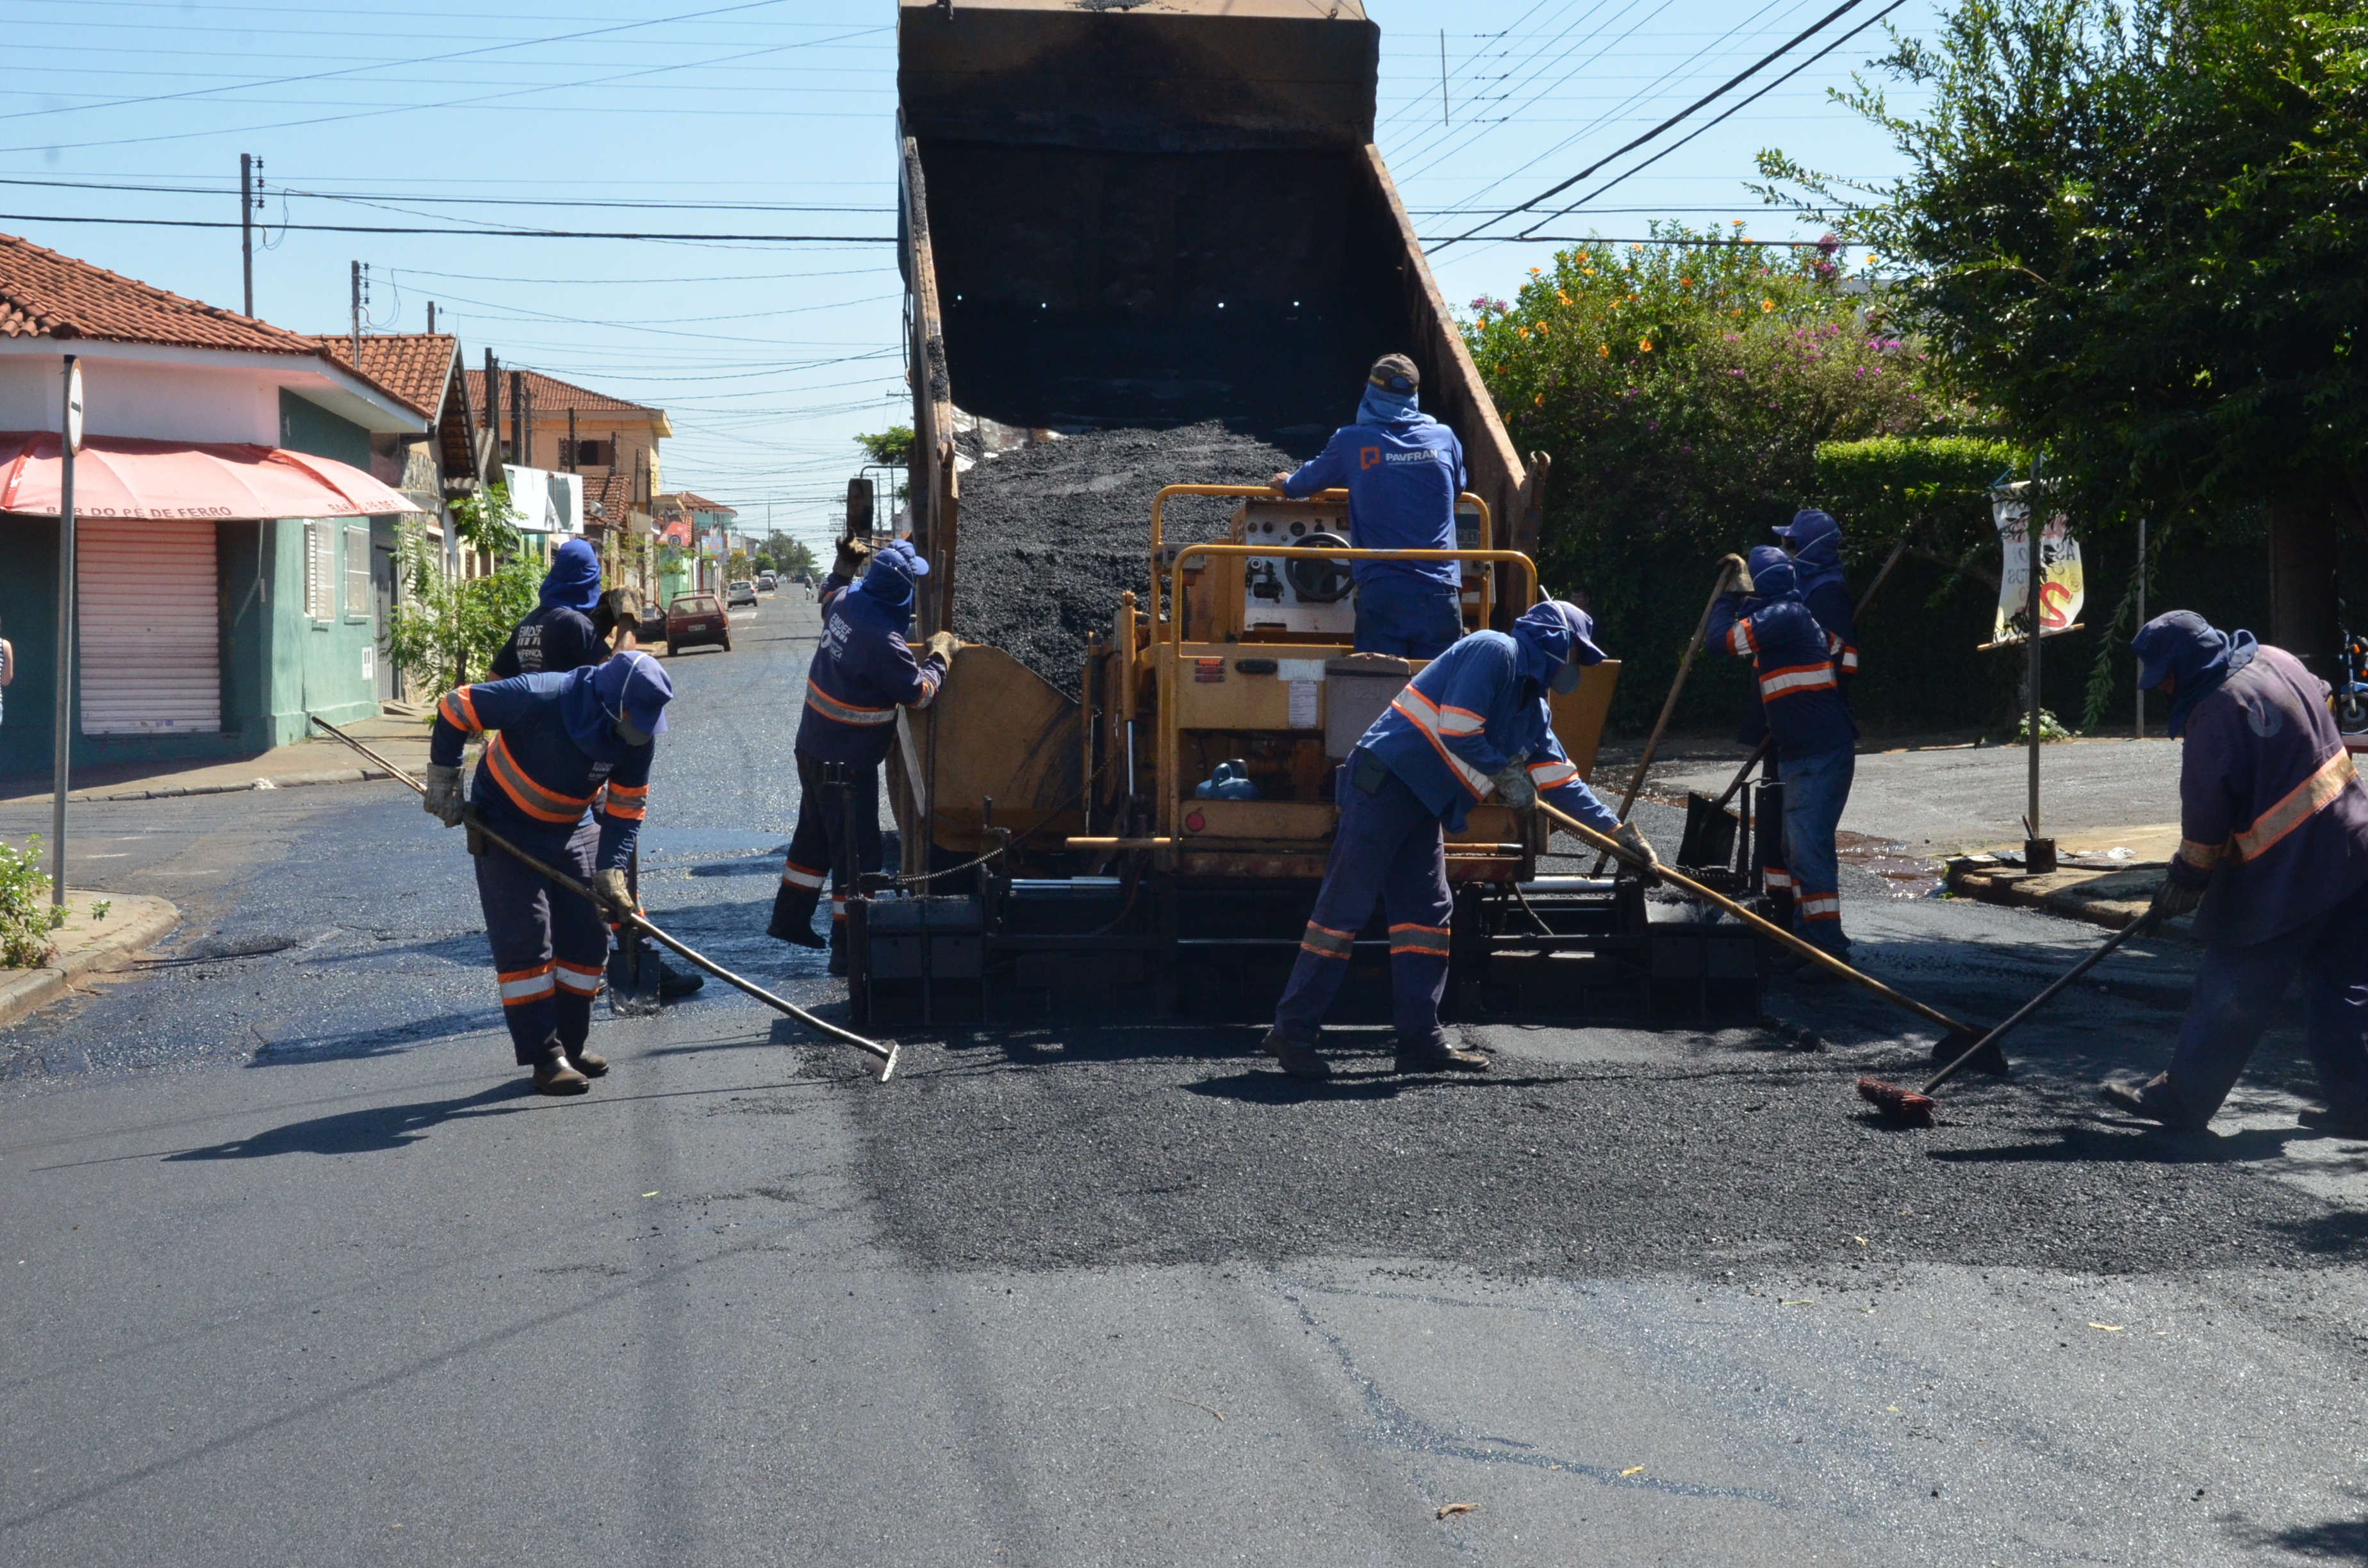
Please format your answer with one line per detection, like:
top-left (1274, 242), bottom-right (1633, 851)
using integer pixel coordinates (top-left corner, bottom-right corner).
top-left (604, 848), bottom-right (662, 1017)
top-left (310, 715), bottom-right (896, 1079)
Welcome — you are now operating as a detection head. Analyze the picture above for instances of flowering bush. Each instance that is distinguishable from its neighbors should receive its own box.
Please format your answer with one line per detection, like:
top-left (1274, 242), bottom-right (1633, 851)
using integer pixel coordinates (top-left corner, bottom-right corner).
top-left (1463, 224), bottom-right (1952, 729)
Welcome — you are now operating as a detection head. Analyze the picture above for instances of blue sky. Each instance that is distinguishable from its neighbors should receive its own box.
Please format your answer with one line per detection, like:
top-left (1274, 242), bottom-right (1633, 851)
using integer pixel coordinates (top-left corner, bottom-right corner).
top-left (1, 0), bottom-right (1936, 545)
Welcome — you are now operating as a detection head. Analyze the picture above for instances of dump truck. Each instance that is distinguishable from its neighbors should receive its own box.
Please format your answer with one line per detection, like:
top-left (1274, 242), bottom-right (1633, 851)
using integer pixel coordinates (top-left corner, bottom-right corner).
top-left (854, 0), bottom-right (1762, 1024)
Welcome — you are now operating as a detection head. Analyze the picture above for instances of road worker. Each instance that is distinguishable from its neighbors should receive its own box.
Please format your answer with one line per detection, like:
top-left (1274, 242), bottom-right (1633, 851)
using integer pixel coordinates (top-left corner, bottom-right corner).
top-left (2105, 611), bottom-right (2368, 1136)
top-left (1263, 600), bottom-right (1646, 1080)
top-left (491, 537), bottom-right (606, 679)
top-left (766, 537), bottom-right (958, 972)
top-left (1709, 544), bottom-right (1857, 970)
top-left (422, 651), bottom-right (674, 1095)
top-left (1269, 353), bottom-right (1467, 659)
top-left (1776, 508), bottom-right (1859, 689)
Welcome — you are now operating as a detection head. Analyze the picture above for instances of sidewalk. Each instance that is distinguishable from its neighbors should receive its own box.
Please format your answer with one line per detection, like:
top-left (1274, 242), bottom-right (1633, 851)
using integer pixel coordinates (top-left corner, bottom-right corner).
top-left (0, 712), bottom-right (431, 808)
top-left (0, 889), bottom-right (180, 1031)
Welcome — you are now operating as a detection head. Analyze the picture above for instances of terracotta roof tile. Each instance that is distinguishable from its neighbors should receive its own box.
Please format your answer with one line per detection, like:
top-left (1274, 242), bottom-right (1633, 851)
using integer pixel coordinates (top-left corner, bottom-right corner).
top-left (310, 333), bottom-right (457, 420)
top-left (463, 366), bottom-right (662, 419)
top-left (583, 471), bottom-right (637, 526)
top-left (655, 489), bottom-right (736, 516)
top-left (0, 231), bottom-right (326, 354)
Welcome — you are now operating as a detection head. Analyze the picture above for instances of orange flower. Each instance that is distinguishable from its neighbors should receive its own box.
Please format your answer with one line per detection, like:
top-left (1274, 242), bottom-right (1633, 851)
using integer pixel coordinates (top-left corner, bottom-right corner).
top-left (1529, 266), bottom-right (1542, 275)
top-left (1558, 290), bottom-right (1571, 306)
top-left (1536, 320), bottom-right (1549, 336)
top-left (1598, 342), bottom-right (1610, 357)
top-left (1534, 392), bottom-right (1545, 407)
top-left (1638, 337), bottom-right (1653, 353)
top-left (1760, 298), bottom-right (1776, 313)
top-left (1517, 326), bottom-right (1530, 338)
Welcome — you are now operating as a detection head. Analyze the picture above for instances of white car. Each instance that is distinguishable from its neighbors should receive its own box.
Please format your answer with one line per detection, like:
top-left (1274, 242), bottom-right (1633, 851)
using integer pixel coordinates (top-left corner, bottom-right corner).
top-left (727, 580), bottom-right (759, 608)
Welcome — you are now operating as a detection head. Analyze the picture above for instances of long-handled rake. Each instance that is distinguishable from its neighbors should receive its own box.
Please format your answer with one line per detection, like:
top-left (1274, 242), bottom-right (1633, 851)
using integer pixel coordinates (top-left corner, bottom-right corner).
top-left (311, 715), bottom-right (896, 1081)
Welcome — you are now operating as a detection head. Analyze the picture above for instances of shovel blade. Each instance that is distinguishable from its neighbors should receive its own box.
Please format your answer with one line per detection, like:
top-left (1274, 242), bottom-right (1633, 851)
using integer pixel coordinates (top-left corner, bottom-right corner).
top-left (607, 935), bottom-right (663, 1017)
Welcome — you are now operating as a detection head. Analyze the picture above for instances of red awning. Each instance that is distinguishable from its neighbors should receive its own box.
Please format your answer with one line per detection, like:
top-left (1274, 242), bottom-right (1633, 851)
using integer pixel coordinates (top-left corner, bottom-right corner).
top-left (0, 431), bottom-right (423, 521)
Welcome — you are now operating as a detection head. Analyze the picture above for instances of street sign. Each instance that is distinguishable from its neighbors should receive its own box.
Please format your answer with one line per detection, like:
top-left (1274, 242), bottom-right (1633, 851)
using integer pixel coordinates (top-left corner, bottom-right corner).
top-left (63, 359), bottom-right (83, 453)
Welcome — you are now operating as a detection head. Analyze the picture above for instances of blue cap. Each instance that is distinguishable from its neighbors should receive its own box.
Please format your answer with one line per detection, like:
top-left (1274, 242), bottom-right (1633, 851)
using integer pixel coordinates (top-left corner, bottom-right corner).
top-left (1774, 508), bottom-right (1839, 546)
top-left (1747, 545), bottom-right (1797, 598)
top-left (593, 649), bottom-right (673, 737)
top-left (2133, 609), bottom-right (2217, 693)
top-left (1515, 598), bottom-right (1605, 667)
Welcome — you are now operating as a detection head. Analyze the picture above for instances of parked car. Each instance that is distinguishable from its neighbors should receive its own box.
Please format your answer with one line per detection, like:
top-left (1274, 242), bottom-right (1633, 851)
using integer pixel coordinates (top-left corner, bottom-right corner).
top-left (757, 571), bottom-right (778, 592)
top-left (727, 579), bottom-right (759, 608)
top-left (635, 598), bottom-right (668, 646)
top-left (665, 593), bottom-right (731, 655)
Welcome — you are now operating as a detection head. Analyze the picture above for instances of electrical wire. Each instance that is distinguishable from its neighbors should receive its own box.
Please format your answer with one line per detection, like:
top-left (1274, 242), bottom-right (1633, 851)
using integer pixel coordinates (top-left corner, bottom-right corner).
top-left (0, 211), bottom-right (890, 242)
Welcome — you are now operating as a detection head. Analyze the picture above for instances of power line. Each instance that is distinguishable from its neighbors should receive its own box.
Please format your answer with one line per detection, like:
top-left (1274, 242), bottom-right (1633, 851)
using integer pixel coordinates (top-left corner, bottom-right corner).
top-left (0, 174), bottom-right (892, 213)
top-left (1432, 0), bottom-right (1861, 249)
top-left (0, 211), bottom-right (890, 242)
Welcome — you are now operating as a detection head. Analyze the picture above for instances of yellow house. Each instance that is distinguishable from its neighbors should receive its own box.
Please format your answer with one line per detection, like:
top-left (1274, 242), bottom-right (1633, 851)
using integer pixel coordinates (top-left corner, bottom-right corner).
top-left (463, 365), bottom-right (670, 506)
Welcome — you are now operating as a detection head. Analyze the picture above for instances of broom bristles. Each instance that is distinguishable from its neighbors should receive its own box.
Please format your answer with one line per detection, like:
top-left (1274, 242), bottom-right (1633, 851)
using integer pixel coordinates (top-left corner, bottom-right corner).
top-left (1857, 1075), bottom-right (1935, 1125)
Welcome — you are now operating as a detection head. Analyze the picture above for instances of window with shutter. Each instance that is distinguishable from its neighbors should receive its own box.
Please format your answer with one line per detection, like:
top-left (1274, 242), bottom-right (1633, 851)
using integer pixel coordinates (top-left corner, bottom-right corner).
top-left (304, 521), bottom-right (335, 621)
top-left (343, 524), bottom-right (371, 620)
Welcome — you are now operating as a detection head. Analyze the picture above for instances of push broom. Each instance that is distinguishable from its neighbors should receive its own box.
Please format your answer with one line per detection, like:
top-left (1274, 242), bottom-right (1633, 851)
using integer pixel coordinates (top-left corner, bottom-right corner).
top-left (311, 715), bottom-right (898, 1081)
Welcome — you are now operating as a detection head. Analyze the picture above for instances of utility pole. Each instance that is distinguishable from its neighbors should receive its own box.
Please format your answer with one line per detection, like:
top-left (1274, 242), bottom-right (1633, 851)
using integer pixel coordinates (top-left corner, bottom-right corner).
top-left (349, 260), bottom-right (365, 369)
top-left (239, 154), bottom-right (258, 316)
top-left (482, 349), bottom-right (498, 463)
top-left (51, 355), bottom-right (82, 908)
top-left (2135, 516), bottom-right (2148, 739)
top-left (427, 302), bottom-right (436, 334)
top-left (567, 407), bottom-right (578, 473)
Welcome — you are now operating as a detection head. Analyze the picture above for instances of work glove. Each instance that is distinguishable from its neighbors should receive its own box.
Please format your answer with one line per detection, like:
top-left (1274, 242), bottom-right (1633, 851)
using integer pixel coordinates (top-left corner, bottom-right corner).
top-left (422, 764), bottom-right (465, 828)
top-left (593, 587), bottom-right (643, 646)
top-left (591, 868), bottom-right (636, 922)
top-left (1716, 552), bottom-right (1752, 593)
top-left (1613, 820), bottom-right (1659, 868)
top-left (2148, 874), bottom-right (2203, 924)
top-left (1492, 764), bottom-right (1536, 810)
top-left (834, 537), bottom-right (875, 579)
top-left (924, 630), bottom-right (960, 667)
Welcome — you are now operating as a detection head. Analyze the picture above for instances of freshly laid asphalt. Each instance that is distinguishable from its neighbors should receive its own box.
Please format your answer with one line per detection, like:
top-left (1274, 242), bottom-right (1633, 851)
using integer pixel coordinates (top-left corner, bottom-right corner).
top-left (2, 592), bottom-right (2363, 1567)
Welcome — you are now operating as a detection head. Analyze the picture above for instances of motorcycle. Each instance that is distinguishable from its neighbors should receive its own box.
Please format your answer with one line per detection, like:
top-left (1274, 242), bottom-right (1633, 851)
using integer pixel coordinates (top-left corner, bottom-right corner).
top-left (2334, 605), bottom-right (2368, 735)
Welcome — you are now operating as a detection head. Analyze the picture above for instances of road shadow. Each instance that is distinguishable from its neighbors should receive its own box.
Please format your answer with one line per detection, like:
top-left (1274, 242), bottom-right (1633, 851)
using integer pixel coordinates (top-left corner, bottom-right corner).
top-left (164, 1080), bottom-right (532, 1159)
top-left (245, 1009), bottom-right (495, 1066)
top-left (1928, 1122), bottom-right (2306, 1165)
top-left (1185, 1066), bottom-right (1569, 1104)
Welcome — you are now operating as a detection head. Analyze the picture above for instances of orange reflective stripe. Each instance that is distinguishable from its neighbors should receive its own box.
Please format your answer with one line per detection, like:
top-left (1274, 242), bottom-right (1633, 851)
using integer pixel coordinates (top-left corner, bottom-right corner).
top-left (1759, 662), bottom-right (1838, 700)
top-left (1839, 646), bottom-right (1860, 673)
top-left (909, 664), bottom-right (944, 712)
top-left (805, 680), bottom-right (894, 726)
top-left (1527, 760), bottom-right (1578, 788)
top-left (484, 734), bottom-right (593, 824)
top-left (554, 960), bottom-right (604, 995)
top-left (2178, 838), bottom-right (2227, 872)
top-left (498, 963), bottom-right (554, 1006)
top-left (1389, 689), bottom-right (1494, 800)
top-left (2233, 748), bottom-right (2359, 862)
top-left (1299, 921), bottom-right (1356, 960)
top-left (780, 860), bottom-right (826, 890)
top-left (1797, 894), bottom-right (1841, 921)
top-left (600, 781), bottom-right (648, 822)
top-left (1388, 922), bottom-right (1451, 958)
top-left (1437, 703), bottom-right (1486, 737)
top-left (1727, 621), bottom-right (1756, 657)
top-left (438, 687), bottom-right (482, 733)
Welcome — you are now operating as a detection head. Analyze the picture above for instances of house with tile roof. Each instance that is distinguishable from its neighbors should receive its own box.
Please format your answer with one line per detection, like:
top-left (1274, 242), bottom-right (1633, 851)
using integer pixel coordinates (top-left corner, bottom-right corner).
top-left (308, 332), bottom-right (496, 518)
top-left (463, 364), bottom-right (670, 519)
top-left (0, 234), bottom-right (429, 779)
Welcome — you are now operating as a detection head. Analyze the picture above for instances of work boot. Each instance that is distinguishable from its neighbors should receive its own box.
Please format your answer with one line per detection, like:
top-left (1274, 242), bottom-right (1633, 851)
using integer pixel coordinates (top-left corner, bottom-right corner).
top-left (766, 886), bottom-right (828, 949)
top-left (533, 1041), bottom-right (591, 1097)
top-left (1395, 1038), bottom-right (1491, 1075)
top-left (2297, 1103), bottom-right (2368, 1139)
top-left (563, 1040), bottom-right (609, 1078)
top-left (1261, 1029), bottom-right (1330, 1081)
top-left (655, 956), bottom-right (704, 997)
top-left (2100, 1071), bottom-right (2195, 1129)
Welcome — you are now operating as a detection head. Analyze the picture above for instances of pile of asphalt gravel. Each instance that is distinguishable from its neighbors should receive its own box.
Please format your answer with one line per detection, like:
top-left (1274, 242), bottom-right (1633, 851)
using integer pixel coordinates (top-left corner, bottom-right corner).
top-left (952, 421), bottom-right (1308, 696)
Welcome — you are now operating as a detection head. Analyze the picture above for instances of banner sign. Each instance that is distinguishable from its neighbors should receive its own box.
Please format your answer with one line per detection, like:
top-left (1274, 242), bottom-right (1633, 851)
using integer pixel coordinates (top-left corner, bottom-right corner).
top-left (501, 465), bottom-right (584, 534)
top-left (1990, 482), bottom-right (2084, 646)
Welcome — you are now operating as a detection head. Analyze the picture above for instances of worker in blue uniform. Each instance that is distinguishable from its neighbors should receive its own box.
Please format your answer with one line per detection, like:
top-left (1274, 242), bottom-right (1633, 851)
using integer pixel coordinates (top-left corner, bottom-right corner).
top-left (423, 651), bottom-right (674, 1095)
top-left (1775, 509), bottom-right (1859, 685)
top-left (1709, 546), bottom-right (1857, 968)
top-left (1263, 600), bottom-right (1646, 1080)
top-left (2105, 611), bottom-right (2368, 1135)
top-left (491, 536), bottom-right (606, 678)
top-left (1269, 354), bottom-right (1467, 659)
top-left (767, 539), bottom-right (957, 970)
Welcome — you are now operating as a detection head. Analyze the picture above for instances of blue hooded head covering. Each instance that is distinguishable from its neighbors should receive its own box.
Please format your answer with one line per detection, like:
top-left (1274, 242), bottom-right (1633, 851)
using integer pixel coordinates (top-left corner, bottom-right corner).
top-left (560, 651), bottom-right (673, 758)
top-left (1356, 353), bottom-right (1427, 427)
top-left (1511, 599), bottom-right (1604, 690)
top-left (2132, 610), bottom-right (2257, 738)
top-left (539, 537), bottom-right (602, 613)
top-left (1746, 545), bottom-right (1798, 601)
top-left (1775, 509), bottom-right (1845, 598)
top-left (859, 539), bottom-right (930, 612)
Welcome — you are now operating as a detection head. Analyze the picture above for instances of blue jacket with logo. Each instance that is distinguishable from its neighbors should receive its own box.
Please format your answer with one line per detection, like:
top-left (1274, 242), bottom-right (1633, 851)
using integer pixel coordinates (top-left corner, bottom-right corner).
top-left (795, 573), bottom-right (946, 767)
top-left (1281, 409), bottom-right (1465, 591)
top-left (430, 670), bottom-right (652, 869)
top-left (1709, 582), bottom-right (1856, 762)
top-left (1358, 630), bottom-right (1620, 835)
top-left (489, 605), bottom-right (602, 680)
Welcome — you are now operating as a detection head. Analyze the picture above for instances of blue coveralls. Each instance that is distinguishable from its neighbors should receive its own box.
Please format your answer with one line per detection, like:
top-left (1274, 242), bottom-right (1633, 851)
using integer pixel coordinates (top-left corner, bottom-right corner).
top-left (1270, 607), bottom-right (1622, 1051)
top-left (1279, 386), bottom-right (1467, 659)
top-left (2137, 619), bottom-right (2368, 1126)
top-left (491, 537), bottom-right (604, 678)
top-left (768, 560), bottom-right (948, 949)
top-left (431, 667), bottom-right (654, 1063)
top-left (1710, 548), bottom-right (1857, 954)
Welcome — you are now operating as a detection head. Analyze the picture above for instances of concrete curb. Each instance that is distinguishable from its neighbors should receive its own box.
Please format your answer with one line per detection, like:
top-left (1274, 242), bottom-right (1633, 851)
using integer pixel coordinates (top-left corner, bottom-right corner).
top-left (66, 767), bottom-right (407, 804)
top-left (1945, 858), bottom-right (2191, 937)
top-left (0, 892), bottom-right (181, 1032)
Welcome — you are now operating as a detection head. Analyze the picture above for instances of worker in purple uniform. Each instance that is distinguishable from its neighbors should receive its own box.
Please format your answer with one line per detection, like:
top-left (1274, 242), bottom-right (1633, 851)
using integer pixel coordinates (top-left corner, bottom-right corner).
top-left (2105, 611), bottom-right (2368, 1136)
top-left (1263, 600), bottom-right (1647, 1080)
top-left (1709, 545), bottom-right (1857, 967)
top-left (490, 537), bottom-right (605, 679)
top-left (1269, 354), bottom-right (1467, 659)
top-left (766, 539), bottom-right (958, 971)
top-left (1777, 509), bottom-right (1859, 685)
top-left (423, 651), bottom-right (674, 1095)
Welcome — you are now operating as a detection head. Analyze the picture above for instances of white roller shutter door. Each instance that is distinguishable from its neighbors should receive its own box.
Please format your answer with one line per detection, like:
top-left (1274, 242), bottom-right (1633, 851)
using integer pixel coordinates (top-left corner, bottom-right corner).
top-left (78, 518), bottom-right (221, 736)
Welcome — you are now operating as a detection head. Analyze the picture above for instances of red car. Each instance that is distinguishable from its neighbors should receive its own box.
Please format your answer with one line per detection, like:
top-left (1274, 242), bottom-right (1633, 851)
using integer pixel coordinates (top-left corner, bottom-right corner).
top-left (664, 593), bottom-right (731, 655)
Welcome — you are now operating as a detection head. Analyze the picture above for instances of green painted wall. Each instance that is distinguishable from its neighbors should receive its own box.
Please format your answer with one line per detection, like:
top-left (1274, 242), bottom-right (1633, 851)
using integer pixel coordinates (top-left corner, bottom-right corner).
top-left (277, 389), bottom-right (370, 468)
top-left (0, 519), bottom-right (58, 780)
top-left (258, 517), bottom-right (379, 748)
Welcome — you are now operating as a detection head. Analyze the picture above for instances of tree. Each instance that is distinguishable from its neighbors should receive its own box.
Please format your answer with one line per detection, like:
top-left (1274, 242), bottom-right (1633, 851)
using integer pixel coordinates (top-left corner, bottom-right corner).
top-left (384, 527), bottom-right (539, 692)
top-left (854, 426), bottom-right (914, 468)
top-left (1757, 0), bottom-right (2368, 671)
top-left (762, 531), bottom-right (816, 578)
top-left (1464, 224), bottom-right (1943, 728)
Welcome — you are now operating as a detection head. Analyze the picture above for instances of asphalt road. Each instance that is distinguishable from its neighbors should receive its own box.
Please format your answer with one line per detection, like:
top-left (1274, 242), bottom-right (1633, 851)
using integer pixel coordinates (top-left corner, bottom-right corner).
top-left (3, 592), bottom-right (2364, 1567)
